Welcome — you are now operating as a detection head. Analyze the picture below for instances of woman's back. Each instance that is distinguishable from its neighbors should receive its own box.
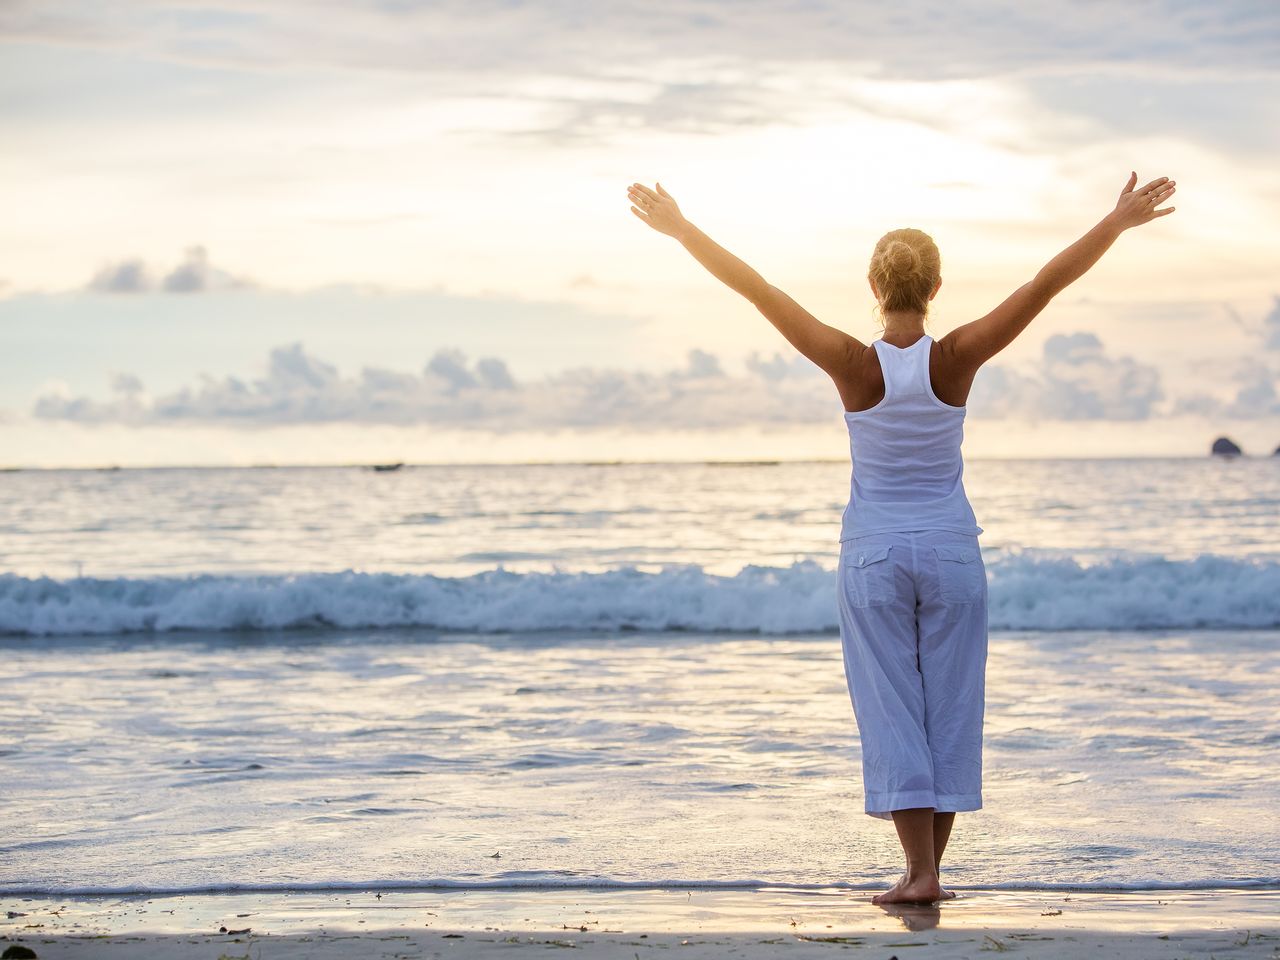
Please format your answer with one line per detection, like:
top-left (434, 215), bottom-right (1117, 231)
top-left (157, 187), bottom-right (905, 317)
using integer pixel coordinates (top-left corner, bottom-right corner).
top-left (627, 169), bottom-right (1176, 905)
top-left (840, 334), bottom-right (981, 541)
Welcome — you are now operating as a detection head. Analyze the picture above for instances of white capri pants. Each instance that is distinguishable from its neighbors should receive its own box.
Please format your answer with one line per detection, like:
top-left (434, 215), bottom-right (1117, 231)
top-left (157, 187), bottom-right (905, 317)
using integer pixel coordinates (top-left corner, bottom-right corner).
top-left (837, 529), bottom-right (989, 820)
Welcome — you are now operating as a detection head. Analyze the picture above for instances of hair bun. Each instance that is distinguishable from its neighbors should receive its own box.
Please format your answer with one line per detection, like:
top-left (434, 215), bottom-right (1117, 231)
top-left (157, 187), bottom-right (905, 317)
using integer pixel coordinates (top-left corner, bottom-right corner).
top-left (867, 227), bottom-right (940, 322)
top-left (884, 239), bottom-right (922, 276)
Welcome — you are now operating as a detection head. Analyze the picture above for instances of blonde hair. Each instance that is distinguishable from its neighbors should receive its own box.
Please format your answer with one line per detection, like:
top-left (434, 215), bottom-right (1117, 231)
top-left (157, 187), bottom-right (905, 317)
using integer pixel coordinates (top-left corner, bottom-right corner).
top-left (868, 228), bottom-right (941, 323)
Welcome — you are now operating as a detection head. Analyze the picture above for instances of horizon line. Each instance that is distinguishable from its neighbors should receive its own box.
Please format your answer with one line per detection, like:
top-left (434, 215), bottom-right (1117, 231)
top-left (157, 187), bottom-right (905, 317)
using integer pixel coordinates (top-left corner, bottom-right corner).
top-left (2, 453), bottom-right (1275, 472)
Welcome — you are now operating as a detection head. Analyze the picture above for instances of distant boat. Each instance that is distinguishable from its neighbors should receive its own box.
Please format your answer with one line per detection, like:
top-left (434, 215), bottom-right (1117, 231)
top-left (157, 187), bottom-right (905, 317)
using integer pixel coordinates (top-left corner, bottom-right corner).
top-left (371, 462), bottom-right (405, 472)
top-left (1211, 437), bottom-right (1242, 457)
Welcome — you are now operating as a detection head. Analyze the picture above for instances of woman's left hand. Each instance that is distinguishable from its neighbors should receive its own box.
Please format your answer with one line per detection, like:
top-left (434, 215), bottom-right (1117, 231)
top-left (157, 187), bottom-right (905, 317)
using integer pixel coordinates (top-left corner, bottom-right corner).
top-left (627, 182), bottom-right (689, 239)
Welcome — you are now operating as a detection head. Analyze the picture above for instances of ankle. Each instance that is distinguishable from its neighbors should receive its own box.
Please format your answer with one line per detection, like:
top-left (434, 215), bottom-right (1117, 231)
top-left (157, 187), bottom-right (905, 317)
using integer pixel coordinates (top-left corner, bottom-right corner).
top-left (904, 865), bottom-right (940, 884)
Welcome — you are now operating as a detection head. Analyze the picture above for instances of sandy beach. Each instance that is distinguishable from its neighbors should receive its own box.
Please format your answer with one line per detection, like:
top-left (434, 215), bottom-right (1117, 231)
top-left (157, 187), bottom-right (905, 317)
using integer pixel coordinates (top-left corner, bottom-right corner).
top-left (4, 886), bottom-right (1278, 958)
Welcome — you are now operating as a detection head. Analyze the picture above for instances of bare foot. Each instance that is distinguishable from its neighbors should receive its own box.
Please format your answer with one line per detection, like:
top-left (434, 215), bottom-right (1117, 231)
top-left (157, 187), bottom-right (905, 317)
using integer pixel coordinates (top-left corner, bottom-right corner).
top-left (871, 873), bottom-right (944, 905)
top-left (939, 886), bottom-right (957, 900)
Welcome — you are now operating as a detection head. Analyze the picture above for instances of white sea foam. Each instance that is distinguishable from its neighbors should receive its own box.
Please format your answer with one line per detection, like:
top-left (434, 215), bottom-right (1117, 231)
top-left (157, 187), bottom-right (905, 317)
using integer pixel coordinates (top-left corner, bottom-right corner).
top-left (3, 552), bottom-right (1278, 636)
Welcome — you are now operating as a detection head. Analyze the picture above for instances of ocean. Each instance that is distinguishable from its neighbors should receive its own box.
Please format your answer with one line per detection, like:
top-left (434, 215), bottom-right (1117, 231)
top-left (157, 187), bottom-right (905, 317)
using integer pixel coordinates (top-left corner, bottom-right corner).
top-left (1, 458), bottom-right (1277, 896)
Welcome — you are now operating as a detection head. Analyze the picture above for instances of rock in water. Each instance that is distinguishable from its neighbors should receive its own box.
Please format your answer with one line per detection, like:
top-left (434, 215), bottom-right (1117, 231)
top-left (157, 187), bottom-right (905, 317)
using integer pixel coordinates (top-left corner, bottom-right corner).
top-left (1211, 436), bottom-right (1242, 456)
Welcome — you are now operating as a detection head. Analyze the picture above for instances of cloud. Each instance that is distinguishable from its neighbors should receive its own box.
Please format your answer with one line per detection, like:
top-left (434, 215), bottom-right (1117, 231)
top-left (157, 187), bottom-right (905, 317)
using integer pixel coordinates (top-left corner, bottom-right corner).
top-left (88, 258), bottom-right (152, 293)
top-left (1174, 360), bottom-right (1280, 420)
top-left (31, 343), bottom-right (833, 430)
top-left (1169, 297), bottom-right (1280, 420)
top-left (507, 76), bottom-right (806, 145)
top-left (161, 245), bottom-right (247, 292)
top-left (32, 331), bottom-right (1185, 431)
top-left (4, 1), bottom-right (1276, 150)
top-left (1224, 362), bottom-right (1280, 418)
top-left (744, 351), bottom-right (821, 383)
top-left (6, 1), bottom-right (1274, 81)
top-left (87, 246), bottom-right (250, 294)
top-left (968, 332), bottom-right (1164, 421)
top-left (1265, 295), bottom-right (1280, 351)
top-left (686, 349), bottom-right (722, 378)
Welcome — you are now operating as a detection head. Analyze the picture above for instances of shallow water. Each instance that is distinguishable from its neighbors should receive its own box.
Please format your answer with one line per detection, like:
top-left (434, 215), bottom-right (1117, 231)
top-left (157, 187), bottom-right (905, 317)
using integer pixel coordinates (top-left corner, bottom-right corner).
top-left (0, 459), bottom-right (1276, 895)
top-left (1, 458), bottom-right (1278, 581)
top-left (2, 628), bottom-right (1275, 894)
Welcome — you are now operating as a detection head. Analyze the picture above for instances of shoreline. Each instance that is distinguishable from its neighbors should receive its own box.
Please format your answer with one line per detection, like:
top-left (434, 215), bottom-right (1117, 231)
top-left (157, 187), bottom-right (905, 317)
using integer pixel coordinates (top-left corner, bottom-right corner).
top-left (5, 879), bottom-right (1279, 898)
top-left (5, 887), bottom-right (1278, 958)
top-left (0, 453), bottom-right (1265, 472)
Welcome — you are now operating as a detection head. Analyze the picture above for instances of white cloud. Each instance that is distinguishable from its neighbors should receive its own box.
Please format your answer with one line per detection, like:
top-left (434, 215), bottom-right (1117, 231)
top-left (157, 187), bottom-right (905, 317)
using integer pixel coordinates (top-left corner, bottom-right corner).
top-left (30, 343), bottom-right (831, 430)
top-left (32, 332), bottom-right (1190, 431)
top-left (1265, 295), bottom-right (1280, 351)
top-left (1224, 362), bottom-right (1280, 419)
top-left (1176, 359), bottom-right (1280, 421)
top-left (4, 1), bottom-right (1276, 160)
top-left (88, 246), bottom-right (250, 294)
top-left (1169, 297), bottom-right (1280, 420)
top-left (88, 258), bottom-right (152, 293)
top-left (161, 245), bottom-right (248, 293)
top-left (968, 332), bottom-right (1164, 421)
top-left (5, 1), bottom-right (1274, 83)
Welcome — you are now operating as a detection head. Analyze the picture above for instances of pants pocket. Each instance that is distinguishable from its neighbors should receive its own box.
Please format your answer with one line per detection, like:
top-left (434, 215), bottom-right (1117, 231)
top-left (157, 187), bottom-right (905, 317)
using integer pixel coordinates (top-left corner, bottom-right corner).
top-left (844, 543), bottom-right (895, 607)
top-left (932, 544), bottom-right (985, 603)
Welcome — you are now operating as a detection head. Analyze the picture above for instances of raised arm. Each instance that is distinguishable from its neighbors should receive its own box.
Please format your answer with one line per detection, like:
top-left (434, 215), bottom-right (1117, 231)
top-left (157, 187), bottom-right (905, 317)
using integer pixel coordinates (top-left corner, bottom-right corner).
top-left (626, 181), bottom-right (863, 378)
top-left (941, 172), bottom-right (1177, 371)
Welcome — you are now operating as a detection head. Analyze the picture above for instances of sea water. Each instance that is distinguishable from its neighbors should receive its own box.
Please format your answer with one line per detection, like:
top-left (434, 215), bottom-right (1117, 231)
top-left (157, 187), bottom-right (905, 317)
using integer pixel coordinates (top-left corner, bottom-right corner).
top-left (0, 459), bottom-right (1277, 894)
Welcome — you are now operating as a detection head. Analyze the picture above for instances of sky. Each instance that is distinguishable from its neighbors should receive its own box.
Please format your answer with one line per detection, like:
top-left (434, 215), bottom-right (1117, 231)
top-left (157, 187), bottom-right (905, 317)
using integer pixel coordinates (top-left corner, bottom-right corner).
top-left (2, 0), bottom-right (1278, 465)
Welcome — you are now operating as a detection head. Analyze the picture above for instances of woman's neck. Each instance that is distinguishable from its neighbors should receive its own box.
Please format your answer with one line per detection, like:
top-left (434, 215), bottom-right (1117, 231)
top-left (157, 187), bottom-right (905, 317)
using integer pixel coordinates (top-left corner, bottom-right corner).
top-left (881, 312), bottom-right (926, 346)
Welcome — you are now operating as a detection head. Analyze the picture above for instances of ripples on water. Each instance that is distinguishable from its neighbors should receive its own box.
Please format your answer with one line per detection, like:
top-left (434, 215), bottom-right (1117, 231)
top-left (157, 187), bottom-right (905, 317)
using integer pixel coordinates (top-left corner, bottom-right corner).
top-left (1, 459), bottom-right (1277, 578)
top-left (0, 629), bottom-right (1275, 893)
top-left (0, 460), bottom-right (1276, 894)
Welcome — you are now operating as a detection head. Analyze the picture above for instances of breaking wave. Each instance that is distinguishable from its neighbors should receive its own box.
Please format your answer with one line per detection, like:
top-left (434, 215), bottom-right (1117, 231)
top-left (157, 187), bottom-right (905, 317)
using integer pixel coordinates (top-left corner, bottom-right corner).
top-left (3, 552), bottom-right (1278, 637)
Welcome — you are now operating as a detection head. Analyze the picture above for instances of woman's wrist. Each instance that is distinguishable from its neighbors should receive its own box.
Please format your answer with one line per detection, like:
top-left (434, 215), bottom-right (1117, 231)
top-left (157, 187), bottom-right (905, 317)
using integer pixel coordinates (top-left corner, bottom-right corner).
top-left (672, 220), bottom-right (699, 244)
top-left (1100, 210), bottom-right (1130, 234)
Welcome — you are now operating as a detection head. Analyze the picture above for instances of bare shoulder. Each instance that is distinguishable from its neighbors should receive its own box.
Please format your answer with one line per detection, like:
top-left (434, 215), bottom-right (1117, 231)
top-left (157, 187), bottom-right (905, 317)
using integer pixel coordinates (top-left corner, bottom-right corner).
top-left (833, 341), bottom-right (885, 413)
top-left (931, 331), bottom-right (980, 407)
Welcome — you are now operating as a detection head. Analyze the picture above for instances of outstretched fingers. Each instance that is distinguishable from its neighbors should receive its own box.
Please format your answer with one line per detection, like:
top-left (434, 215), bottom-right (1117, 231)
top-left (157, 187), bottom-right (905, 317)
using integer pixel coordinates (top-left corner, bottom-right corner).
top-left (1116, 174), bottom-right (1177, 225)
top-left (1147, 181), bottom-right (1176, 217)
top-left (626, 180), bottom-right (686, 238)
top-left (1146, 184), bottom-right (1172, 212)
top-left (629, 205), bottom-right (660, 231)
top-left (627, 184), bottom-right (660, 217)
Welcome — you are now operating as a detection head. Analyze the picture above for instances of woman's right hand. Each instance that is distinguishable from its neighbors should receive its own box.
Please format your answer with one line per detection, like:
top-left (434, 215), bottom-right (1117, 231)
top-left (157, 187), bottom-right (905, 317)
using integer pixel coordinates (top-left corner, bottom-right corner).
top-left (627, 182), bottom-right (691, 239)
top-left (1110, 172), bottom-right (1176, 230)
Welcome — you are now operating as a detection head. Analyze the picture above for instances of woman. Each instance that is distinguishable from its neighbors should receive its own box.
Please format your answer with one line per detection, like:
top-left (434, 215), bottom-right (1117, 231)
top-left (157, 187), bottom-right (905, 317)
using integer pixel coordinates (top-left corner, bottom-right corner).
top-left (625, 173), bottom-right (1176, 904)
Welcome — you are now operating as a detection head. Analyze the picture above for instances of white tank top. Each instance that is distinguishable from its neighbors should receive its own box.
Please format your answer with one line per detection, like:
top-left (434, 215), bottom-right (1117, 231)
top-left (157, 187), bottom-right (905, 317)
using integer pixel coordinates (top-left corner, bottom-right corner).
top-left (839, 334), bottom-right (982, 541)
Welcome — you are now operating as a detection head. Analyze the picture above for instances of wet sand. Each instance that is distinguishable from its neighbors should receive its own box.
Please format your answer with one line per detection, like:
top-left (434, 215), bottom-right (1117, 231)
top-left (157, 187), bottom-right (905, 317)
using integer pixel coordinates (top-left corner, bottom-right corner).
top-left (4, 886), bottom-right (1278, 958)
